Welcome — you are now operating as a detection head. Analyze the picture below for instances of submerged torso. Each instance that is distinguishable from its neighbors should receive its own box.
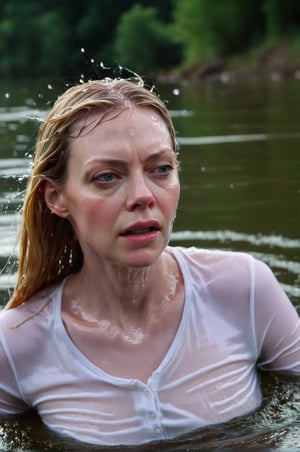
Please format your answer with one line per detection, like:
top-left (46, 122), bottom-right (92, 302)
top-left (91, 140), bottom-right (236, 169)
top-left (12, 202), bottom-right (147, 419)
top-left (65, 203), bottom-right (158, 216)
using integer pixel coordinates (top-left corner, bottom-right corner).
top-left (1, 246), bottom-right (299, 446)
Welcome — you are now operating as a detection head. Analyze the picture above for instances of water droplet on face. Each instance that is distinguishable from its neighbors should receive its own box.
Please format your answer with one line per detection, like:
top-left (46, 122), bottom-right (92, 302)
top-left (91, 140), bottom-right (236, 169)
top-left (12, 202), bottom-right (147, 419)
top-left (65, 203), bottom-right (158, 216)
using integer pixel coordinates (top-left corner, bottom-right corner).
top-left (150, 115), bottom-right (159, 122)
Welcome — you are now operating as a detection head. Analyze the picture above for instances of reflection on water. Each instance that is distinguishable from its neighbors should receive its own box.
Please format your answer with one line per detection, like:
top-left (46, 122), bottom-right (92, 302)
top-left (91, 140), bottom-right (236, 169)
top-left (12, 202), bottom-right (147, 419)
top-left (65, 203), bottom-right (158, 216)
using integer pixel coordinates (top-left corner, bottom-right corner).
top-left (0, 78), bottom-right (299, 450)
top-left (177, 131), bottom-right (300, 146)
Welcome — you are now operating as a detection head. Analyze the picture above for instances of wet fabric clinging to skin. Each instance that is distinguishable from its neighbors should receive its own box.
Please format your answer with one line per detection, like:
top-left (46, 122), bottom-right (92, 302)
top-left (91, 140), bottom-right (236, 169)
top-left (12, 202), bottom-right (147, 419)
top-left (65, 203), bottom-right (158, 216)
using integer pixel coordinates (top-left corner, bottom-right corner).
top-left (0, 246), bottom-right (299, 446)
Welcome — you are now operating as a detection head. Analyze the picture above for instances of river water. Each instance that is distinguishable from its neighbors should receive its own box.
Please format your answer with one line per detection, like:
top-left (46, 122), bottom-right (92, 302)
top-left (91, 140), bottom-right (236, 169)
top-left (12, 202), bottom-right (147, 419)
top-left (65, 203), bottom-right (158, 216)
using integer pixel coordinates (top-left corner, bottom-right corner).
top-left (0, 77), bottom-right (299, 450)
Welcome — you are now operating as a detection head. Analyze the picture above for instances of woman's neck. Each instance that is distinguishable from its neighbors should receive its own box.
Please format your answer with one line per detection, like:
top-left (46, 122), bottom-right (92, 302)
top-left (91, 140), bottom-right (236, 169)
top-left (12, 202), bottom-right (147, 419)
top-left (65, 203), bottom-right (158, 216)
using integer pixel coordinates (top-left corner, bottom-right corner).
top-left (62, 250), bottom-right (180, 331)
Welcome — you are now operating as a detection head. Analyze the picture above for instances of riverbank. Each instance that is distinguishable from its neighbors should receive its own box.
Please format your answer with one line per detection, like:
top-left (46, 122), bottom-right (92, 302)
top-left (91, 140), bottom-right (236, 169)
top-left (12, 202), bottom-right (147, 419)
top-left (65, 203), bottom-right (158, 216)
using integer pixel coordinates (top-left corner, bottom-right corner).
top-left (158, 42), bottom-right (300, 83)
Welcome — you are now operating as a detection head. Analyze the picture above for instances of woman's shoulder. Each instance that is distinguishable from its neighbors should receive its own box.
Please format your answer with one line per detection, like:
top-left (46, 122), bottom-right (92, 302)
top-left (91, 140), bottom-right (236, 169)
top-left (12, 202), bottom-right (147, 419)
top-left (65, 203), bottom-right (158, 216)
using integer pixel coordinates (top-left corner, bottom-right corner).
top-left (0, 281), bottom-right (66, 384)
top-left (170, 245), bottom-right (274, 282)
top-left (168, 245), bottom-right (259, 302)
top-left (0, 280), bottom-right (62, 331)
top-left (168, 245), bottom-right (253, 269)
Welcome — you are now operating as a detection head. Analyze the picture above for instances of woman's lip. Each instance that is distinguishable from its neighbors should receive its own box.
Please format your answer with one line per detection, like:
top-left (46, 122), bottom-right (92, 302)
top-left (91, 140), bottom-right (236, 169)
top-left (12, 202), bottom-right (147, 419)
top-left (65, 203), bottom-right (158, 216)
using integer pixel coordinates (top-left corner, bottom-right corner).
top-left (120, 229), bottom-right (160, 244)
top-left (120, 221), bottom-right (160, 236)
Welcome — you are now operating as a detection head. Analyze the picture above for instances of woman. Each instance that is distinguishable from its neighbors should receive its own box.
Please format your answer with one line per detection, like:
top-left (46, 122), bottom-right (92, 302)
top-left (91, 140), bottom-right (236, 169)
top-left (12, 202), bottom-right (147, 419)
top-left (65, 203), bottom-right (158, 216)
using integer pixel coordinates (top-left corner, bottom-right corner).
top-left (0, 78), bottom-right (299, 446)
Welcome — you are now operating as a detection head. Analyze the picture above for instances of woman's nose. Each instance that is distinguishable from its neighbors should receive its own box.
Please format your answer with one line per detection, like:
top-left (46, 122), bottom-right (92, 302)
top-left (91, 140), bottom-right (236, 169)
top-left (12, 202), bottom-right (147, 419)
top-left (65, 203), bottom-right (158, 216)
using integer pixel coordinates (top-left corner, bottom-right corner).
top-left (126, 173), bottom-right (155, 211)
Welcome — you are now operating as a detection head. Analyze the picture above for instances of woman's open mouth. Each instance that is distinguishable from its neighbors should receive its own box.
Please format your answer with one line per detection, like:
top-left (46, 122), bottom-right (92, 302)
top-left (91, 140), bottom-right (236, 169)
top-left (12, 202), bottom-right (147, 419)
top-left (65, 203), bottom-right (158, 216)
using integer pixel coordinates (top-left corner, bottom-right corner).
top-left (122, 226), bottom-right (158, 235)
top-left (120, 222), bottom-right (160, 243)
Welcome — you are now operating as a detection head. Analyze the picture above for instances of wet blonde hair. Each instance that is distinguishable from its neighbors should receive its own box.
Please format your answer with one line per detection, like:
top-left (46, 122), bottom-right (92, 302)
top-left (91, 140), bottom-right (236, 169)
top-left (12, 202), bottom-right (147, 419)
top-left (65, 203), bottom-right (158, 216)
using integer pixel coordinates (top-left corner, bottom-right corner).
top-left (7, 78), bottom-right (177, 309)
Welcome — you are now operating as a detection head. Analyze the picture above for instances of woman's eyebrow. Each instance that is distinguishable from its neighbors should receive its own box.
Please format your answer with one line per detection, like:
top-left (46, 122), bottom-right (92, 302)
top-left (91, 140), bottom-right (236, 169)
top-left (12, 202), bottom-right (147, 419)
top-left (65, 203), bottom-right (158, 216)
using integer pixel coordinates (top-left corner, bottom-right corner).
top-left (84, 149), bottom-right (175, 168)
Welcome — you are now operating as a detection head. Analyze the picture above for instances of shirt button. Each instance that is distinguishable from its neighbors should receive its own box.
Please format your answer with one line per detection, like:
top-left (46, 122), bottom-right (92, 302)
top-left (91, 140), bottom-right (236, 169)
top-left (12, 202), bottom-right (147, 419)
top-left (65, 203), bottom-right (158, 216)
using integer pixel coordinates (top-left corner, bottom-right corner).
top-left (144, 387), bottom-right (151, 396)
top-left (154, 427), bottom-right (161, 435)
top-left (149, 412), bottom-right (156, 419)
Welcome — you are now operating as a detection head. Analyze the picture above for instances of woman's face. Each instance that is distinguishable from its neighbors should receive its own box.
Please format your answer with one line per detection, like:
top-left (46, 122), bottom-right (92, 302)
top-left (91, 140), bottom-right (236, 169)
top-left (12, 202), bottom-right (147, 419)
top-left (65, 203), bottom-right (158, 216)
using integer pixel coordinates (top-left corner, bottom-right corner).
top-left (46, 106), bottom-right (180, 269)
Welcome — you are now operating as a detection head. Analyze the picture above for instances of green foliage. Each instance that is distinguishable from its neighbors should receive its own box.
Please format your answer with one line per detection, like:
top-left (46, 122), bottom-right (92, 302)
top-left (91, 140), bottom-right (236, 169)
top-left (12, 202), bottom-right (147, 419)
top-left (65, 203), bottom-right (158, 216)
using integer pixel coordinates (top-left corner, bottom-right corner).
top-left (0, 2), bottom-right (74, 76)
top-left (0, 0), bottom-right (180, 78)
top-left (114, 4), bottom-right (182, 74)
top-left (173, 0), bottom-right (264, 62)
top-left (262, 0), bottom-right (300, 37)
top-left (0, 0), bottom-right (300, 77)
top-left (36, 12), bottom-right (72, 75)
top-left (0, 2), bottom-right (43, 76)
top-left (75, 0), bottom-right (135, 66)
top-left (289, 33), bottom-right (300, 61)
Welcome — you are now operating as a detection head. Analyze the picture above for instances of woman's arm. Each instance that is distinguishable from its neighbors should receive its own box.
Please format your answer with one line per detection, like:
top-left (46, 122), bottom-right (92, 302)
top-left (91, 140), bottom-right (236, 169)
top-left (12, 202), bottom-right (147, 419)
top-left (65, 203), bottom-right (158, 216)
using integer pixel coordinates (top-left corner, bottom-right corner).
top-left (253, 258), bottom-right (300, 374)
top-left (0, 337), bottom-right (28, 414)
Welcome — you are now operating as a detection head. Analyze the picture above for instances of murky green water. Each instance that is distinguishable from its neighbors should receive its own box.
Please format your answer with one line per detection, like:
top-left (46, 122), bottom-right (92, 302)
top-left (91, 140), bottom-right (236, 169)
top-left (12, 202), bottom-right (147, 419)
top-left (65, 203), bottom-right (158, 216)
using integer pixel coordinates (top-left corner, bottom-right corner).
top-left (0, 78), bottom-right (299, 450)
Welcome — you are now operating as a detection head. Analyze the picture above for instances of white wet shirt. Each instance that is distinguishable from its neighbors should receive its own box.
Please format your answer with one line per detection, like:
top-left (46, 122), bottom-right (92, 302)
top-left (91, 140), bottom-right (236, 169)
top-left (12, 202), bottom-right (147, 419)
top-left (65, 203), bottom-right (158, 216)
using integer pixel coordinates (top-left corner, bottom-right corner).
top-left (0, 246), bottom-right (299, 446)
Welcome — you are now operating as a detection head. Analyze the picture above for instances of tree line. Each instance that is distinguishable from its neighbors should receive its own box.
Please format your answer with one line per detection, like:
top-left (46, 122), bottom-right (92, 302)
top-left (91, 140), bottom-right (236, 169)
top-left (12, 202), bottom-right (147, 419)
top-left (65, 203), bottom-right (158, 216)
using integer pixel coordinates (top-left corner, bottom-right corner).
top-left (0, 0), bottom-right (300, 78)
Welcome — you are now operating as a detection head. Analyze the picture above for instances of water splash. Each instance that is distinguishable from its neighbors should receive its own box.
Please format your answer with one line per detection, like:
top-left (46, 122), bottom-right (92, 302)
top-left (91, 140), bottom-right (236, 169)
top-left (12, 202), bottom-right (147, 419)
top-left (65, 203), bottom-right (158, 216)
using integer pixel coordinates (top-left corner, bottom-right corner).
top-left (171, 230), bottom-right (300, 249)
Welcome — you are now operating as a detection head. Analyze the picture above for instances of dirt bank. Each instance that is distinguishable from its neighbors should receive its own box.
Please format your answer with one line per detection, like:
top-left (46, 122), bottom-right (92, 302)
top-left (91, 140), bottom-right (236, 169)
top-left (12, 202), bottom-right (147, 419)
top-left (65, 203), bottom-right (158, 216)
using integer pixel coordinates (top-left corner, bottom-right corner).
top-left (158, 42), bottom-right (300, 83)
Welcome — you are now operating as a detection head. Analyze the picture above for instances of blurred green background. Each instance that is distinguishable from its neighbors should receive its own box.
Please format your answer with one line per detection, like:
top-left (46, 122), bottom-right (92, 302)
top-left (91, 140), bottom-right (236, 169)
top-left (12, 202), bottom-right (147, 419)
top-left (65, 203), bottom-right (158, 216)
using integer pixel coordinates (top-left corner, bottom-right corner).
top-left (1, 0), bottom-right (300, 79)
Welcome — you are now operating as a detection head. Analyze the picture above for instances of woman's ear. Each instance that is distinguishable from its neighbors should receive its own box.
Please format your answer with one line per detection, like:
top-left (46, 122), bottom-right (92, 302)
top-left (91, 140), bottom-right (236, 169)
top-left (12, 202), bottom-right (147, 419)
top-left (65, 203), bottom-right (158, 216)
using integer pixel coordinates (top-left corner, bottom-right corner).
top-left (43, 178), bottom-right (69, 218)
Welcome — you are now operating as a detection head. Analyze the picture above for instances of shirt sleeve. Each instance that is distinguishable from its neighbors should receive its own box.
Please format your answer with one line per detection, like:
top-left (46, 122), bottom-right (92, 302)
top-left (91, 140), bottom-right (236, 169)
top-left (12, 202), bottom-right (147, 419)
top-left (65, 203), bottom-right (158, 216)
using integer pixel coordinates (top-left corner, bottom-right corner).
top-left (0, 334), bottom-right (28, 414)
top-left (253, 258), bottom-right (300, 374)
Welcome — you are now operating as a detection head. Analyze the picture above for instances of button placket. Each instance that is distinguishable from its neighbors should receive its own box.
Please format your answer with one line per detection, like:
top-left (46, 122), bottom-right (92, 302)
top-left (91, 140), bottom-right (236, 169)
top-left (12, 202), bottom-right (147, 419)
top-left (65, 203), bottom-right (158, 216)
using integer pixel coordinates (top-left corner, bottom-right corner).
top-left (154, 427), bottom-right (161, 435)
top-left (142, 384), bottom-right (163, 438)
top-left (144, 387), bottom-right (151, 396)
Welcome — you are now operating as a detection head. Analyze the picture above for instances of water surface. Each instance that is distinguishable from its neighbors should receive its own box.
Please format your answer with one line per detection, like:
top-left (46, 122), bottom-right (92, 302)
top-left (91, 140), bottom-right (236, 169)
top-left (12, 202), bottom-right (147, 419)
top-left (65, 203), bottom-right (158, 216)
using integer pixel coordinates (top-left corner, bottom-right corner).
top-left (0, 78), bottom-right (299, 450)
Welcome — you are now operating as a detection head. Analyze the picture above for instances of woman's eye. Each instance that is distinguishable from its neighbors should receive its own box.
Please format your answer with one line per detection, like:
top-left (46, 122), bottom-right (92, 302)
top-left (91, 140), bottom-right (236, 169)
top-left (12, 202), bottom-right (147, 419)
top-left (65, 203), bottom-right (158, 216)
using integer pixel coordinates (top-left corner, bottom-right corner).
top-left (93, 172), bottom-right (117, 183)
top-left (155, 164), bottom-right (173, 175)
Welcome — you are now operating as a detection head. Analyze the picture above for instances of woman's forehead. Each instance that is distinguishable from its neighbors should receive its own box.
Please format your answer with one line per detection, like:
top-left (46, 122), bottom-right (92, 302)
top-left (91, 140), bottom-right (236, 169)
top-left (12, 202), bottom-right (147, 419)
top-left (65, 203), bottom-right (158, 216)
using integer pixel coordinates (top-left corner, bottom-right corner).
top-left (68, 107), bottom-right (123, 138)
top-left (68, 105), bottom-right (167, 139)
